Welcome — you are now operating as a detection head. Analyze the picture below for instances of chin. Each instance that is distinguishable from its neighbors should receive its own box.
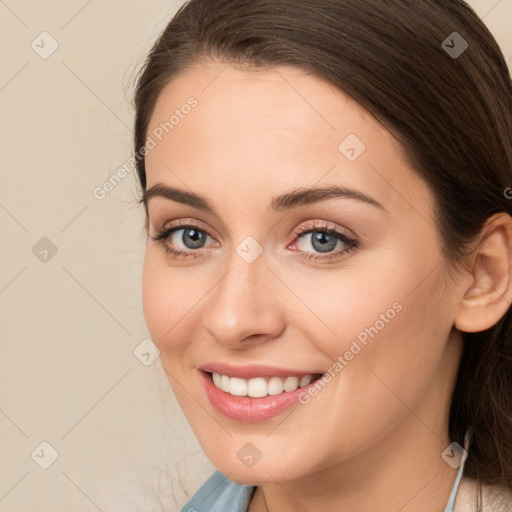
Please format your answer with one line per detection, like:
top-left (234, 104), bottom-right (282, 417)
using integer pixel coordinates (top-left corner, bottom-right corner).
top-left (207, 449), bottom-right (314, 485)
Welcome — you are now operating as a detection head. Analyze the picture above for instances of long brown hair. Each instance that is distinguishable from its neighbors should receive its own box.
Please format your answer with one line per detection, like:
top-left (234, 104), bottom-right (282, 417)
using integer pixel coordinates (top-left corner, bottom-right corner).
top-left (133, 0), bottom-right (512, 489)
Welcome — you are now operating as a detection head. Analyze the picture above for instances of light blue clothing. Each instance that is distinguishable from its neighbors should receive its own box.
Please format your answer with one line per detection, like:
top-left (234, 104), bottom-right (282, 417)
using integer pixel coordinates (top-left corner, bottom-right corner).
top-left (180, 470), bottom-right (255, 512)
top-left (181, 457), bottom-right (466, 512)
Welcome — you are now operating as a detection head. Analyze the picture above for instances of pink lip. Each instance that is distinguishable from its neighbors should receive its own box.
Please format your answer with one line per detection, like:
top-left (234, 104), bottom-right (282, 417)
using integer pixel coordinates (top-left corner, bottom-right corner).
top-left (198, 362), bottom-right (323, 379)
top-left (198, 369), bottom-right (324, 423)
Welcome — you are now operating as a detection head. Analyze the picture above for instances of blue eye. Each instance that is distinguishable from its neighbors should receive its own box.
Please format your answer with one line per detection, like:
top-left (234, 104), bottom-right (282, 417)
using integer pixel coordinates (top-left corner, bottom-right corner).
top-left (149, 221), bottom-right (359, 262)
top-left (150, 225), bottom-right (213, 258)
top-left (173, 227), bottom-right (208, 249)
top-left (292, 225), bottom-right (359, 262)
top-left (298, 229), bottom-right (344, 253)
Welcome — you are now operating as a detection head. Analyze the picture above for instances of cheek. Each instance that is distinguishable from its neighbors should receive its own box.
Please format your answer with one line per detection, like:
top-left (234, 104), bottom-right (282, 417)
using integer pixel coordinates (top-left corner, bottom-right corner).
top-left (280, 259), bottom-right (407, 359)
top-left (142, 254), bottom-right (166, 340)
top-left (142, 251), bottom-right (191, 350)
top-left (325, 263), bottom-right (452, 421)
top-left (291, 244), bottom-right (451, 393)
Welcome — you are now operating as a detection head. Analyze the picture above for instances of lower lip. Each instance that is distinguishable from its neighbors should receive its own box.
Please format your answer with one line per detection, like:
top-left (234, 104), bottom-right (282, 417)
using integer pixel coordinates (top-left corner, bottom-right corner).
top-left (200, 371), bottom-right (322, 423)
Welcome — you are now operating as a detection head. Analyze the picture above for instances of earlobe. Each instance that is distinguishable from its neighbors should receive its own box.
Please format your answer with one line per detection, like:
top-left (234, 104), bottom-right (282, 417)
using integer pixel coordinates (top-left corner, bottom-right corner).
top-left (454, 213), bottom-right (512, 333)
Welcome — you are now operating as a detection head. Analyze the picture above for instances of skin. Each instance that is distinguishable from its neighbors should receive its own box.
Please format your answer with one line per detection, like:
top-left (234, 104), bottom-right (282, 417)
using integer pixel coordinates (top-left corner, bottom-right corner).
top-left (141, 60), bottom-right (512, 512)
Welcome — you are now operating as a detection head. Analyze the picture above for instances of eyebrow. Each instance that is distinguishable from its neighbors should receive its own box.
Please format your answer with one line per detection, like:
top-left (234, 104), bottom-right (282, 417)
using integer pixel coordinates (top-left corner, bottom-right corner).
top-left (141, 183), bottom-right (387, 215)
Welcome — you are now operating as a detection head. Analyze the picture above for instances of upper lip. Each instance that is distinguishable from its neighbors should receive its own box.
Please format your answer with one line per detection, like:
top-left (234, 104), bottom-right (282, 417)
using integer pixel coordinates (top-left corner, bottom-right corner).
top-left (198, 362), bottom-right (324, 379)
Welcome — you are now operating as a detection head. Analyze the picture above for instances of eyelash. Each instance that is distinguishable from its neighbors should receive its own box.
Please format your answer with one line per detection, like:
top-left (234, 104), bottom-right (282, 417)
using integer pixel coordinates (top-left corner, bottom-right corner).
top-left (149, 219), bottom-right (360, 263)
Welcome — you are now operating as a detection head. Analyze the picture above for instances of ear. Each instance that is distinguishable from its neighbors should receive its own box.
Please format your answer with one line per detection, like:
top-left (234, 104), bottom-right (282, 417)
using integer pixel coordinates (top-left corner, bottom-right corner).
top-left (454, 213), bottom-right (512, 333)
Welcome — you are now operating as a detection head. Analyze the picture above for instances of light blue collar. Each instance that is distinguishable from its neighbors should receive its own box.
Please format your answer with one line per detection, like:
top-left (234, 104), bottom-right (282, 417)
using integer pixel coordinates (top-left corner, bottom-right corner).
top-left (443, 430), bottom-right (471, 512)
top-left (443, 455), bottom-right (466, 512)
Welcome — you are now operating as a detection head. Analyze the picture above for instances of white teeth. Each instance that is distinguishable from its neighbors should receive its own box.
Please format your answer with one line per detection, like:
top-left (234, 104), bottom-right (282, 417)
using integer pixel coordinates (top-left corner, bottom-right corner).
top-left (229, 377), bottom-right (247, 396)
top-left (247, 377), bottom-right (267, 398)
top-left (220, 374), bottom-right (230, 393)
top-left (267, 376), bottom-right (284, 395)
top-left (211, 372), bottom-right (318, 397)
top-left (300, 374), bottom-right (312, 387)
top-left (283, 376), bottom-right (299, 392)
top-left (212, 372), bottom-right (222, 388)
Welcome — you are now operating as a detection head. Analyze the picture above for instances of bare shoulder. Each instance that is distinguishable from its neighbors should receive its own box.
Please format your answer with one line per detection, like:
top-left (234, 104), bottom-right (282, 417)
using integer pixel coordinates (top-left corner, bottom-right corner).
top-left (454, 476), bottom-right (512, 512)
top-left (481, 483), bottom-right (512, 512)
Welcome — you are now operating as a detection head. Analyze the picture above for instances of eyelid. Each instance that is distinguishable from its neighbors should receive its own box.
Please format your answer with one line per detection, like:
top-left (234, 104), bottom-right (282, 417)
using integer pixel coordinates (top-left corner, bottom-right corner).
top-left (155, 218), bottom-right (220, 243)
top-left (289, 219), bottom-right (357, 243)
top-left (152, 218), bottom-right (355, 245)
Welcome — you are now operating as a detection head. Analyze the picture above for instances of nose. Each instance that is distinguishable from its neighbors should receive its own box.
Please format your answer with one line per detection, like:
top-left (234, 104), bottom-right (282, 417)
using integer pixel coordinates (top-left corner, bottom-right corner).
top-left (202, 251), bottom-right (285, 349)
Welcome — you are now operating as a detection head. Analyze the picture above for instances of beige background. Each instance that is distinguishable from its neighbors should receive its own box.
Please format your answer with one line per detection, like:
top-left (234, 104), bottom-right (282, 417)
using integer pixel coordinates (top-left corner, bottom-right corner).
top-left (0, 1), bottom-right (511, 511)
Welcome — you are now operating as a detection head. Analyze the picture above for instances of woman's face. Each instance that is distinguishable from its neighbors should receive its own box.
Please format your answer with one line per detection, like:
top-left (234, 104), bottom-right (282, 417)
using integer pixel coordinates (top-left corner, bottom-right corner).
top-left (142, 61), bottom-right (464, 484)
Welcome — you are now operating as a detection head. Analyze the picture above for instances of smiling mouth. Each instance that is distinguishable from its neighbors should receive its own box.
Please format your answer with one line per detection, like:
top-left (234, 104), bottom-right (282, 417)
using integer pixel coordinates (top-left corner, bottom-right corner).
top-left (206, 371), bottom-right (325, 398)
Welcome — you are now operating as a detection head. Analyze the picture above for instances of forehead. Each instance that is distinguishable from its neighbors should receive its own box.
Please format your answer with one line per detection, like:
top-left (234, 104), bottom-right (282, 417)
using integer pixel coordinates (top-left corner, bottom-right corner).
top-left (145, 61), bottom-right (432, 220)
top-left (148, 60), bottom-right (371, 144)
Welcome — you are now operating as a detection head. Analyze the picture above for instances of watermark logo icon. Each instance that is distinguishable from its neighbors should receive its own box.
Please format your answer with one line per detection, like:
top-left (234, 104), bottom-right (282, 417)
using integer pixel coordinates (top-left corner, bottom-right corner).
top-left (32, 237), bottom-right (58, 263)
top-left (31, 32), bottom-right (59, 59)
top-left (236, 236), bottom-right (263, 264)
top-left (237, 442), bottom-right (262, 468)
top-left (442, 32), bottom-right (468, 59)
top-left (441, 442), bottom-right (468, 469)
top-left (31, 441), bottom-right (59, 469)
top-left (339, 134), bottom-right (366, 161)
top-left (133, 338), bottom-right (160, 366)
